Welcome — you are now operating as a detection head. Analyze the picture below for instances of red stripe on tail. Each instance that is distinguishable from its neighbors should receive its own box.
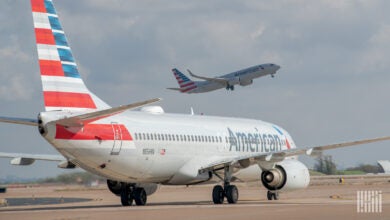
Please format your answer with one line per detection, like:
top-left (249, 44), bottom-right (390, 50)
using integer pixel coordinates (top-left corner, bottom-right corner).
top-left (39, 60), bottom-right (64, 76)
top-left (35, 28), bottom-right (55, 45)
top-left (44, 91), bottom-right (97, 109)
top-left (31, 0), bottom-right (46, 13)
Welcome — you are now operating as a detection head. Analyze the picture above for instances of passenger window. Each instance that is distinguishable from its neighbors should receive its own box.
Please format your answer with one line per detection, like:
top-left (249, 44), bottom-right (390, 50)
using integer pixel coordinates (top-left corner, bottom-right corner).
top-left (201, 136), bottom-right (204, 142)
top-left (211, 136), bottom-right (215, 142)
top-left (172, 135), bottom-right (175, 141)
top-left (219, 137), bottom-right (222, 142)
top-left (142, 133), bottom-right (146, 140)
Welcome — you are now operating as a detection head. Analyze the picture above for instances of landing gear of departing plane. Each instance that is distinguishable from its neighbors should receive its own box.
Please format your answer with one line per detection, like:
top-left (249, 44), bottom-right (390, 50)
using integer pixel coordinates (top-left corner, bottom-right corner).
top-left (267, 190), bottom-right (279, 200)
top-left (271, 74), bottom-right (275, 78)
top-left (120, 184), bottom-right (147, 206)
top-left (212, 166), bottom-right (239, 204)
top-left (225, 84), bottom-right (234, 91)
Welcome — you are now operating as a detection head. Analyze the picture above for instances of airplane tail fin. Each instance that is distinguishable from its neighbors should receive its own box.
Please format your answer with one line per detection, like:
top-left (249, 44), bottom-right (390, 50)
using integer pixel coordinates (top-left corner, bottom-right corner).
top-left (31, 0), bottom-right (109, 112)
top-left (171, 68), bottom-right (197, 93)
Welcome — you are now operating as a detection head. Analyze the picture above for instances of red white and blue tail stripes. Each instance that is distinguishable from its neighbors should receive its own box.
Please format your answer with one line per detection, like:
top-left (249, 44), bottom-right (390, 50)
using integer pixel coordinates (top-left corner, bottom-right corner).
top-left (31, 0), bottom-right (108, 111)
top-left (172, 68), bottom-right (197, 93)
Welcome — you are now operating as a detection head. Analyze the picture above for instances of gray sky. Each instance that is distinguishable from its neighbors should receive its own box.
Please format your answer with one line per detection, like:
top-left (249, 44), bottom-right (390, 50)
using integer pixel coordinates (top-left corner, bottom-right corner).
top-left (1, 0), bottom-right (389, 179)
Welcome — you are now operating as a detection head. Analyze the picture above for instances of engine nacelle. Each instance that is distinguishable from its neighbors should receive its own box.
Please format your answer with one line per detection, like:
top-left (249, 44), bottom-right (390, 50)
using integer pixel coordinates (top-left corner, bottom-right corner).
top-left (261, 160), bottom-right (310, 191)
top-left (107, 180), bottom-right (159, 196)
top-left (227, 77), bottom-right (240, 86)
top-left (239, 79), bottom-right (253, 86)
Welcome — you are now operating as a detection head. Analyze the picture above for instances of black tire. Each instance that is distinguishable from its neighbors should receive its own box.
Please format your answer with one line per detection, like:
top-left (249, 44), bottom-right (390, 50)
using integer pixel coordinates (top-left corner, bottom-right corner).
top-left (212, 185), bottom-right (224, 204)
top-left (267, 191), bottom-right (273, 200)
top-left (225, 185), bottom-right (238, 204)
top-left (107, 180), bottom-right (122, 196)
top-left (134, 188), bottom-right (147, 206)
top-left (120, 186), bottom-right (133, 206)
top-left (273, 191), bottom-right (279, 200)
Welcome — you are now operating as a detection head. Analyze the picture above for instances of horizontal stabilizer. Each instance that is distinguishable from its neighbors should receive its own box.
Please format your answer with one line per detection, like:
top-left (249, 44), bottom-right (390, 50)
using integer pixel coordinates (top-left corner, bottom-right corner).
top-left (0, 116), bottom-right (38, 126)
top-left (167, 88), bottom-right (181, 91)
top-left (55, 98), bottom-right (161, 127)
top-left (0, 152), bottom-right (65, 166)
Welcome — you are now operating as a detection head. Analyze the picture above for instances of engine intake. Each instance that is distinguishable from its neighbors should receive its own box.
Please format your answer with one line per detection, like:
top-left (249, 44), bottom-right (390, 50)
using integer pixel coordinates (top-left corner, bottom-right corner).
top-left (261, 160), bottom-right (310, 191)
top-left (261, 165), bottom-right (286, 190)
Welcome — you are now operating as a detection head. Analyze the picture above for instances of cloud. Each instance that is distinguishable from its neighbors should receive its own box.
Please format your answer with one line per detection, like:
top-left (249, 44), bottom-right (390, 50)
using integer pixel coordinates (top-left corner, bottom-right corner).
top-left (1, 0), bottom-right (390, 179)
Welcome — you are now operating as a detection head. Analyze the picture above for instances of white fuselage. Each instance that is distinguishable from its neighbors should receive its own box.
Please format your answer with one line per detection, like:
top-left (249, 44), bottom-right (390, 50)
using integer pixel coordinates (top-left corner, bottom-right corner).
top-left (41, 110), bottom-right (296, 185)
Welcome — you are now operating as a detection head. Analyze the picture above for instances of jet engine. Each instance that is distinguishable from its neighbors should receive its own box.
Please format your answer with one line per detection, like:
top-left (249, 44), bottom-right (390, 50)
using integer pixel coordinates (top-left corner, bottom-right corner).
top-left (107, 180), bottom-right (158, 196)
top-left (239, 79), bottom-right (253, 86)
top-left (260, 160), bottom-right (310, 191)
top-left (227, 77), bottom-right (240, 86)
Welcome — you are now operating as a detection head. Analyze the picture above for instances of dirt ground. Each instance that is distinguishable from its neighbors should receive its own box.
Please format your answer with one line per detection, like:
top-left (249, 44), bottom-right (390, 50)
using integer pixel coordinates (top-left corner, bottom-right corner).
top-left (0, 175), bottom-right (389, 220)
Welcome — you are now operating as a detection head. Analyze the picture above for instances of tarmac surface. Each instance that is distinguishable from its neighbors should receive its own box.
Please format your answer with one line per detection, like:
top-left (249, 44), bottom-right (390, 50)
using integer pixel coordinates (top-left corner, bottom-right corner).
top-left (0, 175), bottom-right (389, 220)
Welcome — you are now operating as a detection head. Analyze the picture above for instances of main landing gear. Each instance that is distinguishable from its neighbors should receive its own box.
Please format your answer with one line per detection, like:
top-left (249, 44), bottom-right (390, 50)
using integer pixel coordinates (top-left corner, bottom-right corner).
top-left (120, 184), bottom-right (147, 206)
top-left (212, 166), bottom-right (239, 204)
top-left (226, 84), bottom-right (234, 91)
top-left (267, 190), bottom-right (279, 200)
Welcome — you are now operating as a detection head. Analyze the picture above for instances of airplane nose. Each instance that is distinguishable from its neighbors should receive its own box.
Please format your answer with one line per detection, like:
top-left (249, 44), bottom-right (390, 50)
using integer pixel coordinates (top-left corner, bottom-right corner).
top-left (274, 64), bottom-right (281, 70)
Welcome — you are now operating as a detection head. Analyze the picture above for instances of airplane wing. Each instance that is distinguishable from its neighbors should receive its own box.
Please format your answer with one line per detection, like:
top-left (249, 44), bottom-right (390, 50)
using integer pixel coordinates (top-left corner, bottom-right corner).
top-left (0, 152), bottom-right (65, 165)
top-left (187, 69), bottom-right (229, 86)
top-left (0, 117), bottom-right (38, 126)
top-left (199, 136), bottom-right (390, 173)
top-left (55, 98), bottom-right (161, 127)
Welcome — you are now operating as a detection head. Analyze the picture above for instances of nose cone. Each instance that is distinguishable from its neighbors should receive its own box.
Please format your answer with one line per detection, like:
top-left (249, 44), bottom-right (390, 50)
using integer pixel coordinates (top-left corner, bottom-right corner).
top-left (271, 64), bottom-right (280, 71)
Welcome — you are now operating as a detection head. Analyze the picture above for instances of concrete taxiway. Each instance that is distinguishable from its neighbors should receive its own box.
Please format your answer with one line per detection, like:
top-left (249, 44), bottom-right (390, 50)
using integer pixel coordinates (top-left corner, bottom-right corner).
top-left (0, 175), bottom-right (389, 220)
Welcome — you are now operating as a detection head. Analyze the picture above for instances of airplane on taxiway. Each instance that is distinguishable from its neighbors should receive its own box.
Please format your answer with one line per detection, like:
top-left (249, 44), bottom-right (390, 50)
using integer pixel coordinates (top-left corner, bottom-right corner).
top-left (168, 63), bottom-right (280, 93)
top-left (1, 0), bottom-right (390, 207)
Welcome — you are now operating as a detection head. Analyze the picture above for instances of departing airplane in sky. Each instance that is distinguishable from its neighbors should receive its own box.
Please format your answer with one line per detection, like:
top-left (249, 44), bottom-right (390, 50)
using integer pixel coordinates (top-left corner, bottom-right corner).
top-left (1, 0), bottom-right (390, 207)
top-left (168, 63), bottom-right (280, 93)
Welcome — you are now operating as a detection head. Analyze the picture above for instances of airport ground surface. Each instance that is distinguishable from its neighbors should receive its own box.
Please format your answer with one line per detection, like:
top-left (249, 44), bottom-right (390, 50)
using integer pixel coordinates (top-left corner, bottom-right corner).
top-left (0, 175), bottom-right (389, 220)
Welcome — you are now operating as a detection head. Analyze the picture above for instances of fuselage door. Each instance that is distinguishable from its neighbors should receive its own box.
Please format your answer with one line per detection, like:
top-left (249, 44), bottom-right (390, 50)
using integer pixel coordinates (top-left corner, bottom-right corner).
top-left (111, 122), bottom-right (122, 155)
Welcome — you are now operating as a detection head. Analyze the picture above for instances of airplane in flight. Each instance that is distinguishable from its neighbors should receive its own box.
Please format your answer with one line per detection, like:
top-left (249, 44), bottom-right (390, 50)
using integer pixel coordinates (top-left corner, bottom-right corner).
top-left (168, 63), bottom-right (280, 93)
top-left (1, 0), bottom-right (390, 207)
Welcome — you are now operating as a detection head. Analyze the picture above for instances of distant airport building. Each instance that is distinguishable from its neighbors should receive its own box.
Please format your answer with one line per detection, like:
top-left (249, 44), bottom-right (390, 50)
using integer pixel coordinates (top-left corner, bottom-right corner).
top-left (377, 160), bottom-right (390, 174)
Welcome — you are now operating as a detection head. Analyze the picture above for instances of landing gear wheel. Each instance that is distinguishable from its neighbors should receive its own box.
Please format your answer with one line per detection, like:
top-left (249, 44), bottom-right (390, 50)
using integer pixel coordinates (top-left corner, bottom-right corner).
top-left (134, 187), bottom-right (147, 206)
top-left (120, 186), bottom-right (133, 206)
top-left (273, 191), bottom-right (279, 200)
top-left (225, 185), bottom-right (238, 204)
top-left (267, 191), bottom-right (279, 200)
top-left (212, 185), bottom-right (224, 204)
